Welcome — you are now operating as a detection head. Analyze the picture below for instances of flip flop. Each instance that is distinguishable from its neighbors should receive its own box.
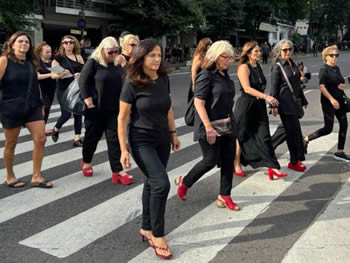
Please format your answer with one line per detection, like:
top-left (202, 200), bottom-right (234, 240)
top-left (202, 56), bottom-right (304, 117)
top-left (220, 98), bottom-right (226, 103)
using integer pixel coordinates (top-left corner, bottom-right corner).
top-left (31, 180), bottom-right (53, 188)
top-left (4, 180), bottom-right (26, 188)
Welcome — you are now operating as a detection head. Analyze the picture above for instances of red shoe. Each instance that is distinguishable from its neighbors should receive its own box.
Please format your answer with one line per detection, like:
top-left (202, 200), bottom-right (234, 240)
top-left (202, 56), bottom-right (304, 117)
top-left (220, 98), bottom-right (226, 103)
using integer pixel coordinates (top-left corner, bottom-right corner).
top-left (139, 229), bottom-right (154, 248)
top-left (288, 162), bottom-right (306, 172)
top-left (217, 195), bottom-right (240, 211)
top-left (297, 161), bottom-right (307, 170)
top-left (267, 168), bottom-right (288, 180)
top-left (233, 167), bottom-right (246, 177)
top-left (111, 172), bottom-right (133, 185)
top-left (175, 176), bottom-right (188, 201)
top-left (80, 161), bottom-right (93, 177)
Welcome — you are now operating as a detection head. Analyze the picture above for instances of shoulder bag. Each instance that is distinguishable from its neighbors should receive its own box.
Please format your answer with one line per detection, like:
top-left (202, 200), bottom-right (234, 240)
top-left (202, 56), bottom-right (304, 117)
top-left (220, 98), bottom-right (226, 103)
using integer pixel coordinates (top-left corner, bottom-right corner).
top-left (0, 62), bottom-right (34, 119)
top-left (276, 62), bottom-right (304, 118)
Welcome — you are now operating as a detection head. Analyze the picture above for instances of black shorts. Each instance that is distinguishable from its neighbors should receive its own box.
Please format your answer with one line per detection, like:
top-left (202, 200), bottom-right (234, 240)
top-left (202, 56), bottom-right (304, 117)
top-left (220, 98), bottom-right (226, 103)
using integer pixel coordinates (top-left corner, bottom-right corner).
top-left (0, 106), bottom-right (44, 129)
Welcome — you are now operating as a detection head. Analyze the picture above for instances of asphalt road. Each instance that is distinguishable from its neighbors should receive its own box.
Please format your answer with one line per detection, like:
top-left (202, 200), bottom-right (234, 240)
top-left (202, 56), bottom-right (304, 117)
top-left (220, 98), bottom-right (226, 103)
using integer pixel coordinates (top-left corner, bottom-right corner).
top-left (1, 52), bottom-right (350, 263)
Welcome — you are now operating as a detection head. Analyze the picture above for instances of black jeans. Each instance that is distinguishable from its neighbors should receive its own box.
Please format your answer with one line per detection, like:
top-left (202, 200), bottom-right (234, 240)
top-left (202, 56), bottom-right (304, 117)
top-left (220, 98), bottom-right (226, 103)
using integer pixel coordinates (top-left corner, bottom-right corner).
top-left (279, 113), bottom-right (305, 164)
top-left (42, 86), bottom-right (56, 123)
top-left (271, 124), bottom-right (287, 150)
top-left (130, 137), bottom-right (171, 237)
top-left (183, 135), bottom-right (236, 196)
top-left (308, 102), bottom-right (348, 150)
top-left (82, 108), bottom-right (122, 172)
top-left (55, 87), bottom-right (82, 134)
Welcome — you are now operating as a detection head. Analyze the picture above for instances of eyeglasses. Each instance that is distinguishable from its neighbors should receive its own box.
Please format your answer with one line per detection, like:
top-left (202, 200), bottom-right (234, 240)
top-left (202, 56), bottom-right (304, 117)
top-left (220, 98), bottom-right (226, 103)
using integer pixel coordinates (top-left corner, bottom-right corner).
top-left (328, 53), bottom-right (339, 58)
top-left (220, 55), bottom-right (233, 61)
top-left (62, 41), bottom-right (74, 45)
top-left (107, 50), bottom-right (119, 55)
top-left (281, 48), bottom-right (293, 53)
top-left (129, 43), bottom-right (137, 47)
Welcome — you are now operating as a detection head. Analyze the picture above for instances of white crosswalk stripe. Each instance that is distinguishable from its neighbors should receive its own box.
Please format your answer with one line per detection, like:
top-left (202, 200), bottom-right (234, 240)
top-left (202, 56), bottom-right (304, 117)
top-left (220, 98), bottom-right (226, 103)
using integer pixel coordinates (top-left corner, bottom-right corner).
top-left (0, 109), bottom-right (347, 263)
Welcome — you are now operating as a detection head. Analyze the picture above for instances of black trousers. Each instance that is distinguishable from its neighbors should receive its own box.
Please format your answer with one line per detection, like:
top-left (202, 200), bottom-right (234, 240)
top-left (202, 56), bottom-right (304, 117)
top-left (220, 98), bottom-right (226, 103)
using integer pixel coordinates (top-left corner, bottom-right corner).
top-left (55, 87), bottom-right (82, 134)
top-left (262, 53), bottom-right (268, 64)
top-left (279, 113), bottom-right (305, 164)
top-left (131, 137), bottom-right (171, 237)
top-left (82, 108), bottom-right (122, 172)
top-left (42, 86), bottom-right (56, 123)
top-left (271, 124), bottom-right (287, 150)
top-left (183, 135), bottom-right (236, 196)
top-left (308, 102), bottom-right (348, 150)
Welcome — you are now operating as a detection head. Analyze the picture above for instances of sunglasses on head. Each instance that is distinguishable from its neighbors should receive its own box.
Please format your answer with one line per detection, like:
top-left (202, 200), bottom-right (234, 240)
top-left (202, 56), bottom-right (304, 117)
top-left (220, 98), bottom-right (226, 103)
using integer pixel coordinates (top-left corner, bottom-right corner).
top-left (281, 48), bottom-right (292, 53)
top-left (328, 53), bottom-right (339, 58)
top-left (107, 50), bottom-right (119, 55)
top-left (62, 40), bottom-right (74, 45)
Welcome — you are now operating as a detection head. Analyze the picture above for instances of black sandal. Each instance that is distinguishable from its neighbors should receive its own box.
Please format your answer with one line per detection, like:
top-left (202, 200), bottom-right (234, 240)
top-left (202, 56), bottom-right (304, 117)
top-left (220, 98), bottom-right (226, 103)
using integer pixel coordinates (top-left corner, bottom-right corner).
top-left (52, 129), bottom-right (59, 142)
top-left (31, 180), bottom-right (53, 188)
top-left (4, 180), bottom-right (26, 188)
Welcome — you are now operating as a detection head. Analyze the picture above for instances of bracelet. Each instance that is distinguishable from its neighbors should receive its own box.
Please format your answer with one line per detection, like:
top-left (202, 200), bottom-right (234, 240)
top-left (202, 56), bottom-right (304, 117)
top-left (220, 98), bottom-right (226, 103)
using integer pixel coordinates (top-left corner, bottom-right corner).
top-left (169, 130), bottom-right (176, 134)
top-left (205, 123), bottom-right (212, 129)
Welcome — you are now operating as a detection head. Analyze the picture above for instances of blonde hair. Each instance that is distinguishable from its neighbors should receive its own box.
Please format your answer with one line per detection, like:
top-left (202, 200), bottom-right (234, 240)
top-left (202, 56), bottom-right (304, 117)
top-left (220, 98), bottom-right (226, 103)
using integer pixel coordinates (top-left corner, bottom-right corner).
top-left (121, 34), bottom-right (140, 50)
top-left (202, 40), bottom-right (234, 69)
top-left (322, 45), bottom-right (339, 63)
top-left (90, 36), bottom-right (119, 67)
top-left (58, 35), bottom-right (80, 56)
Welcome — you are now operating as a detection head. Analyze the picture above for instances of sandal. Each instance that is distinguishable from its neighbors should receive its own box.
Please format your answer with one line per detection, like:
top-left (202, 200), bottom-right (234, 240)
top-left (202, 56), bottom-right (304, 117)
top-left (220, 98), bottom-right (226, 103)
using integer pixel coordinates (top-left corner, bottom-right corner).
top-left (111, 172), bottom-right (133, 185)
top-left (51, 128), bottom-right (59, 142)
top-left (31, 180), bottom-right (53, 188)
top-left (81, 161), bottom-right (93, 177)
top-left (73, 139), bottom-right (83, 147)
top-left (152, 243), bottom-right (172, 259)
top-left (4, 180), bottom-right (26, 188)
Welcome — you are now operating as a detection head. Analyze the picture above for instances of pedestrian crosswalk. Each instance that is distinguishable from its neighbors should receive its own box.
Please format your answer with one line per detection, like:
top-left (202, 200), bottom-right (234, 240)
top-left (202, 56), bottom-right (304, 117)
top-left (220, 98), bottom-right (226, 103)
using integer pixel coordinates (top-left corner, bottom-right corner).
top-left (0, 108), bottom-right (349, 263)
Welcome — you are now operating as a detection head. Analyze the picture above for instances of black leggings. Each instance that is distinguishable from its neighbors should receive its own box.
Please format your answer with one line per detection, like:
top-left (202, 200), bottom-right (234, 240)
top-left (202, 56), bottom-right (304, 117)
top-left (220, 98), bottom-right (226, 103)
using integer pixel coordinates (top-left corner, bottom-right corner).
top-left (308, 102), bottom-right (348, 150)
top-left (42, 87), bottom-right (56, 123)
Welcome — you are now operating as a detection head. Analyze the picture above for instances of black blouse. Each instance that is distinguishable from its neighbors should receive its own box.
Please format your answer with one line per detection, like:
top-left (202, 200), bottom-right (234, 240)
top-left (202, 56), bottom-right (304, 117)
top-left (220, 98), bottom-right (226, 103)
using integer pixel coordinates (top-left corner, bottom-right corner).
top-left (193, 68), bottom-right (236, 141)
top-left (38, 59), bottom-right (56, 92)
top-left (319, 64), bottom-right (345, 105)
top-left (54, 55), bottom-right (83, 90)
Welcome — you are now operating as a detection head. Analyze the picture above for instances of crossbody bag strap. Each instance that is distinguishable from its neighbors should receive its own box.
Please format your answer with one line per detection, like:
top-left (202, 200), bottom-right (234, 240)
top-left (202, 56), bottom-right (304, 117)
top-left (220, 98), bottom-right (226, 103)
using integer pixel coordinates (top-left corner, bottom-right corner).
top-left (276, 62), bottom-right (296, 101)
top-left (64, 55), bottom-right (75, 74)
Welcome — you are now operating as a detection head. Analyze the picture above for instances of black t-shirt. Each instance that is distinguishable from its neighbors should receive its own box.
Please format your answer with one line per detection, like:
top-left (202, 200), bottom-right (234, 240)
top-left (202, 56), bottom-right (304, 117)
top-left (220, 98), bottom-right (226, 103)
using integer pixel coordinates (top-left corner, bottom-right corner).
top-left (79, 58), bottom-right (123, 112)
top-left (120, 74), bottom-right (171, 143)
top-left (38, 59), bottom-right (56, 92)
top-left (319, 64), bottom-right (345, 105)
top-left (54, 55), bottom-right (84, 90)
top-left (194, 68), bottom-right (235, 141)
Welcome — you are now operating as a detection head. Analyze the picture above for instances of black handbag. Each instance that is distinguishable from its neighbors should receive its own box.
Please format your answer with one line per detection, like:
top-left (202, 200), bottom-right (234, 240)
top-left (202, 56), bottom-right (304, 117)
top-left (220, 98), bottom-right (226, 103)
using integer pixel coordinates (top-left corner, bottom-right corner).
top-left (211, 117), bottom-right (233, 136)
top-left (62, 77), bottom-right (86, 115)
top-left (0, 63), bottom-right (33, 119)
top-left (184, 95), bottom-right (195, 126)
top-left (343, 94), bottom-right (350, 113)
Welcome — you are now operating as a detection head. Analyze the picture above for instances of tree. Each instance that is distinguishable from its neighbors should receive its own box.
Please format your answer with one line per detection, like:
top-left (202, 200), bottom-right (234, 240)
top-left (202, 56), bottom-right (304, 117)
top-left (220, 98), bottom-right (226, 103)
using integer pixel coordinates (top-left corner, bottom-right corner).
top-left (0, 0), bottom-right (37, 43)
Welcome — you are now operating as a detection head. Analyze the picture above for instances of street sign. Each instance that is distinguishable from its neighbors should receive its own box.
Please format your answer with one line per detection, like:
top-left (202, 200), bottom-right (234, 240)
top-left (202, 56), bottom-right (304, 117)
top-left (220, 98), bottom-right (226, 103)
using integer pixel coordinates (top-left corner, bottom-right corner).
top-left (70, 29), bottom-right (87, 36)
top-left (77, 18), bottom-right (86, 29)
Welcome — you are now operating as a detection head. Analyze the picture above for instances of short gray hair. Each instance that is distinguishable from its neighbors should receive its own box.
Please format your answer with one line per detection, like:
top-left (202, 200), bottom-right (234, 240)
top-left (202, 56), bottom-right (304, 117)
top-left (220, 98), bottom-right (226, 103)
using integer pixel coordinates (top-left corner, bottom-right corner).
top-left (271, 40), bottom-right (294, 64)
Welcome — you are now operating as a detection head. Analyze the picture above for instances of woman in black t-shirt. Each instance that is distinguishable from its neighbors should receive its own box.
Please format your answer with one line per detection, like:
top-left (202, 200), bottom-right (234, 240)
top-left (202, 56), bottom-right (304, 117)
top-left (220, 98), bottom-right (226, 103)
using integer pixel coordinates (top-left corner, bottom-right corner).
top-left (175, 41), bottom-right (240, 211)
top-left (0, 31), bottom-right (52, 188)
top-left (304, 45), bottom-right (349, 161)
top-left (79, 36), bottom-right (133, 184)
top-left (51, 35), bottom-right (84, 147)
top-left (118, 39), bottom-right (180, 259)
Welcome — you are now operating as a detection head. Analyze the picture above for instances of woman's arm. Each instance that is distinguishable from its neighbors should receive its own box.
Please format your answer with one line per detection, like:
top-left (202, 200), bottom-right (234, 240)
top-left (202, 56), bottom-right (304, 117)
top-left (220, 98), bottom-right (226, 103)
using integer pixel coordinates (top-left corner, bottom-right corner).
top-left (37, 72), bottom-right (52, 80)
top-left (191, 56), bottom-right (201, 90)
top-left (320, 84), bottom-right (339, 109)
top-left (79, 59), bottom-right (96, 108)
top-left (167, 107), bottom-right (181, 151)
top-left (270, 64), bottom-right (282, 101)
top-left (77, 54), bottom-right (84, 64)
top-left (51, 59), bottom-right (70, 79)
top-left (118, 101), bottom-right (132, 169)
top-left (0, 56), bottom-right (8, 80)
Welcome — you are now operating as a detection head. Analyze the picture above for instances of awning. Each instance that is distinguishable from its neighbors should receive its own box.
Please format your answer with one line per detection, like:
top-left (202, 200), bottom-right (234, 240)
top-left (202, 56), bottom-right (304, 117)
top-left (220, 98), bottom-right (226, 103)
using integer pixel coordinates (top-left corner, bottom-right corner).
top-left (259, 22), bottom-right (277, 33)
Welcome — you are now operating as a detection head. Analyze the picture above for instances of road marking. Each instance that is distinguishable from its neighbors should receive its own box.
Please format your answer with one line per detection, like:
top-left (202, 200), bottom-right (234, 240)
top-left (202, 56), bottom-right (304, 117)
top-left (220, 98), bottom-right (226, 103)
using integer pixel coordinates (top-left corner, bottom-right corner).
top-left (129, 133), bottom-right (338, 263)
top-left (281, 175), bottom-right (350, 263)
top-left (304, 90), bottom-right (313, 94)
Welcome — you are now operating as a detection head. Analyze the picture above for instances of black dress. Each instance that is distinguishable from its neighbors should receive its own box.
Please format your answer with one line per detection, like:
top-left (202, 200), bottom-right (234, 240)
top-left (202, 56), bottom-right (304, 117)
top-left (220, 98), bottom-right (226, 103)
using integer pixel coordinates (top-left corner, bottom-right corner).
top-left (234, 63), bottom-right (280, 169)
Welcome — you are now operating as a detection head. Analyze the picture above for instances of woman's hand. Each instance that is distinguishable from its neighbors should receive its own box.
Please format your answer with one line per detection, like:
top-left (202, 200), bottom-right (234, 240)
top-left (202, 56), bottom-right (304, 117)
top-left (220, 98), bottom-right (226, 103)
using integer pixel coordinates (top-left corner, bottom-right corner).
top-left (272, 107), bottom-right (278, 116)
top-left (73, 73), bottom-right (80, 78)
top-left (84, 97), bottom-right (95, 109)
top-left (264, 95), bottom-right (279, 107)
top-left (120, 150), bottom-right (131, 169)
top-left (330, 98), bottom-right (340, 110)
top-left (206, 126), bottom-right (220, 145)
top-left (338, 83), bottom-right (346, 90)
top-left (171, 134), bottom-right (181, 152)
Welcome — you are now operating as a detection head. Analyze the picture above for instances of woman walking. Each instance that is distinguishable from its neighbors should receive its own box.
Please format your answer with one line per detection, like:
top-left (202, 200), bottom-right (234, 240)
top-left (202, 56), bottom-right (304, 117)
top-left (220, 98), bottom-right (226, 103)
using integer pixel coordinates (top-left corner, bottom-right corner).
top-left (270, 40), bottom-right (306, 172)
top-left (0, 31), bottom-right (52, 188)
top-left (234, 41), bottom-right (286, 180)
top-left (51, 35), bottom-right (84, 147)
top-left (118, 39), bottom-right (180, 259)
top-left (304, 45), bottom-right (349, 161)
top-left (79, 36), bottom-right (133, 184)
top-left (175, 40), bottom-right (240, 211)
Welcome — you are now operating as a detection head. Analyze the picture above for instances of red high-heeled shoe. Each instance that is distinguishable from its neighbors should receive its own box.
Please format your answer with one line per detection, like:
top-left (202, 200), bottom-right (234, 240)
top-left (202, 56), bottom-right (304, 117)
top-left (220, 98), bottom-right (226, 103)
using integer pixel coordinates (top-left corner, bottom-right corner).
top-left (139, 229), bottom-right (154, 248)
top-left (150, 239), bottom-right (173, 259)
top-left (80, 161), bottom-right (93, 177)
top-left (233, 167), bottom-right (246, 177)
top-left (112, 172), bottom-right (133, 185)
top-left (267, 168), bottom-right (287, 180)
top-left (288, 162), bottom-right (306, 172)
top-left (175, 176), bottom-right (188, 201)
top-left (217, 195), bottom-right (240, 211)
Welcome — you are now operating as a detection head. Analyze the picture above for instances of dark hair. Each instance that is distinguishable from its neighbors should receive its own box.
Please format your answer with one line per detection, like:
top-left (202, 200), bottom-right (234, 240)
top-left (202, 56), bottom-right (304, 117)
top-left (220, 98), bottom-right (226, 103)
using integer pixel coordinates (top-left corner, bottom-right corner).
top-left (193, 37), bottom-right (212, 62)
top-left (3, 31), bottom-right (39, 69)
top-left (126, 38), bottom-right (172, 87)
top-left (238, 41), bottom-right (259, 66)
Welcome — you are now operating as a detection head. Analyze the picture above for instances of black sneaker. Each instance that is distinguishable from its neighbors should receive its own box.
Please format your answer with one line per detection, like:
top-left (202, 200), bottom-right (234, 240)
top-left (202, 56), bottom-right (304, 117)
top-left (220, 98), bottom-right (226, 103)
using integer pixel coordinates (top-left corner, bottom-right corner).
top-left (334, 152), bottom-right (350, 162)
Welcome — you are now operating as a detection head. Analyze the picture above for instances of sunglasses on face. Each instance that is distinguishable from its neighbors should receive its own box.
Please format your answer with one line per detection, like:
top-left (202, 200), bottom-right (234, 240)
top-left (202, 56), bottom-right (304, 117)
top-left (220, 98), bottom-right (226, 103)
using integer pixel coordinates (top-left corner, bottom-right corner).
top-left (220, 55), bottom-right (233, 61)
top-left (62, 41), bottom-right (74, 45)
top-left (129, 43), bottom-right (137, 47)
top-left (281, 48), bottom-right (292, 53)
top-left (328, 53), bottom-right (339, 58)
top-left (107, 50), bottom-right (118, 55)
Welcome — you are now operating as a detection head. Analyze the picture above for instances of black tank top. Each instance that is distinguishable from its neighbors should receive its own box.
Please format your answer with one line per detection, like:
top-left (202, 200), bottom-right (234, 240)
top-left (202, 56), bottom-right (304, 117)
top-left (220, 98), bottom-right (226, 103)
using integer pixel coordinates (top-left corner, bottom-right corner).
top-left (2, 58), bottom-right (42, 108)
top-left (54, 55), bottom-right (84, 90)
top-left (240, 63), bottom-right (266, 93)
